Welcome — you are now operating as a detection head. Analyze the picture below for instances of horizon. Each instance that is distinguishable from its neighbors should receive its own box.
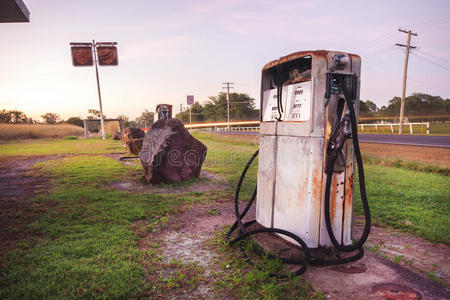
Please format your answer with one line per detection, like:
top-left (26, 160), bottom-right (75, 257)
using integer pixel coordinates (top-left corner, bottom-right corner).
top-left (1, 0), bottom-right (449, 122)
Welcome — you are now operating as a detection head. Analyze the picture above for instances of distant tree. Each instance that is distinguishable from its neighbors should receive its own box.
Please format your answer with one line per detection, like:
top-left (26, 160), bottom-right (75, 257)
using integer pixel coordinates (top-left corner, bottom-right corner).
top-left (0, 109), bottom-right (12, 123)
top-left (366, 100), bottom-right (378, 113)
top-left (381, 93), bottom-right (449, 117)
top-left (175, 92), bottom-right (259, 123)
top-left (117, 115), bottom-right (130, 127)
top-left (66, 116), bottom-right (84, 127)
top-left (41, 113), bottom-right (60, 124)
top-left (135, 110), bottom-right (155, 128)
top-left (0, 109), bottom-right (30, 124)
top-left (359, 100), bottom-right (378, 117)
top-left (87, 109), bottom-right (106, 119)
top-left (203, 92), bottom-right (259, 121)
top-left (176, 102), bottom-right (205, 123)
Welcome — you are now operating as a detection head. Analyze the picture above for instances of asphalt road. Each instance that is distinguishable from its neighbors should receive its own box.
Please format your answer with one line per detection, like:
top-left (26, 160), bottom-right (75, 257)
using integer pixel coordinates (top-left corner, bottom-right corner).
top-left (216, 131), bottom-right (450, 148)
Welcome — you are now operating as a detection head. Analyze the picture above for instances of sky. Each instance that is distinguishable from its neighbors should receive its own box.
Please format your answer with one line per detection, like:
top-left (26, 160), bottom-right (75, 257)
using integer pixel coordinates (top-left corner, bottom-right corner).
top-left (0, 0), bottom-right (449, 121)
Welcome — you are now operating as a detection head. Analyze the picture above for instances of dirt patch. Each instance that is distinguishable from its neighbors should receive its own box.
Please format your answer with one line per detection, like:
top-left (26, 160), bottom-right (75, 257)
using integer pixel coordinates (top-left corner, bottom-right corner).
top-left (136, 200), bottom-right (255, 299)
top-left (353, 217), bottom-right (450, 287)
top-left (0, 156), bottom-right (54, 256)
top-left (134, 198), bottom-right (449, 299)
top-left (109, 170), bottom-right (228, 194)
top-left (360, 143), bottom-right (450, 167)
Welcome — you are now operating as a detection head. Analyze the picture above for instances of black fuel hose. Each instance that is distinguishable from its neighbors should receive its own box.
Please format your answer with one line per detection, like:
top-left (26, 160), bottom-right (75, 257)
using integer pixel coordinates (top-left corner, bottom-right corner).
top-left (323, 78), bottom-right (371, 252)
top-left (227, 79), bottom-right (370, 276)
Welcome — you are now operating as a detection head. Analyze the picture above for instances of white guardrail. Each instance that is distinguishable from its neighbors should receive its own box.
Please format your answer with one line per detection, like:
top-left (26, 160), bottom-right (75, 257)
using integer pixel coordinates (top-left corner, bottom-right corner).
top-left (359, 122), bottom-right (430, 134)
top-left (190, 126), bottom-right (259, 132)
top-left (187, 121), bottom-right (430, 135)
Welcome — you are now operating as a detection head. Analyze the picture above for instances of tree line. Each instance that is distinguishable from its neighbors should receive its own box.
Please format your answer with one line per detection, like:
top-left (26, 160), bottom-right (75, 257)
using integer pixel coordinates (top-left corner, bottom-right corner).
top-left (0, 108), bottom-right (155, 129)
top-left (360, 93), bottom-right (450, 121)
top-left (2, 92), bottom-right (448, 127)
top-left (175, 92), bottom-right (259, 123)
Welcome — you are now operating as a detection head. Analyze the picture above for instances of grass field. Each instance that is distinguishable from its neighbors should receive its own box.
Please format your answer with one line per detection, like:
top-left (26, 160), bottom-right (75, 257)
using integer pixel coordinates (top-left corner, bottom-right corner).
top-left (0, 124), bottom-right (84, 140)
top-left (0, 134), bottom-right (448, 298)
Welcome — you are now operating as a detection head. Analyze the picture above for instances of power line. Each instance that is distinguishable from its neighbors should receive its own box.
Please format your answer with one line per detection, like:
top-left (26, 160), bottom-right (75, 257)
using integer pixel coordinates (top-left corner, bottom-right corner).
top-left (412, 16), bottom-right (450, 26)
top-left (416, 49), bottom-right (450, 63)
top-left (411, 52), bottom-right (450, 71)
top-left (420, 39), bottom-right (450, 47)
top-left (418, 24), bottom-right (450, 33)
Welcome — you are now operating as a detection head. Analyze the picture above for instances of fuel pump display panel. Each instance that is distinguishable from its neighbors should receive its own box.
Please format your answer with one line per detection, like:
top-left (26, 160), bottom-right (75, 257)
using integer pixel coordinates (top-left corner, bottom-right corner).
top-left (262, 88), bottom-right (280, 122)
top-left (261, 81), bottom-right (312, 122)
top-left (285, 81), bottom-right (311, 121)
top-left (261, 55), bottom-right (312, 122)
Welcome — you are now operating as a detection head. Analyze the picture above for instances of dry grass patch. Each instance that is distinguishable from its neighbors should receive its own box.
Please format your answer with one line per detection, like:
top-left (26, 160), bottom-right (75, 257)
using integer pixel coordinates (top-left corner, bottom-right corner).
top-left (0, 124), bottom-right (84, 140)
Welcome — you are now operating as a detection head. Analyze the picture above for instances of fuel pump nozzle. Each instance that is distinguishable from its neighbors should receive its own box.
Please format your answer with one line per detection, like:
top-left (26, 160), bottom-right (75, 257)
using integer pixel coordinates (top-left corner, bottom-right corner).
top-left (325, 110), bottom-right (352, 173)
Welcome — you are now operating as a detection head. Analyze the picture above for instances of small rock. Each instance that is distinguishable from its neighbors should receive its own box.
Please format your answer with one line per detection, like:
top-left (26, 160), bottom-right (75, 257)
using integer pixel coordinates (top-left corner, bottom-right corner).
top-left (122, 127), bottom-right (145, 155)
top-left (112, 130), bottom-right (121, 140)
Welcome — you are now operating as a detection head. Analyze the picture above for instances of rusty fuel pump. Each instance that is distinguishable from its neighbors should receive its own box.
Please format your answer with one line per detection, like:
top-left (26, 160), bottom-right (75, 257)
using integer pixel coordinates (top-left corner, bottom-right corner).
top-left (227, 50), bottom-right (371, 276)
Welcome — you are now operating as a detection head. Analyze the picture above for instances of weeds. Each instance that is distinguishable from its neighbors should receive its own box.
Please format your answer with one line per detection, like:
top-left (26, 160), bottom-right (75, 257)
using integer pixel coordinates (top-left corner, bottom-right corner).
top-left (363, 154), bottom-right (449, 176)
top-left (207, 229), bottom-right (324, 300)
top-left (0, 124), bottom-right (84, 140)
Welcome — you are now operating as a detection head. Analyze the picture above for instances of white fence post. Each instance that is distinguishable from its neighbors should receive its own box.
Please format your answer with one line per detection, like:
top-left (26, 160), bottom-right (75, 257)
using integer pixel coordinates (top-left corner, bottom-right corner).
top-left (426, 122), bottom-right (430, 135)
top-left (409, 123), bottom-right (413, 134)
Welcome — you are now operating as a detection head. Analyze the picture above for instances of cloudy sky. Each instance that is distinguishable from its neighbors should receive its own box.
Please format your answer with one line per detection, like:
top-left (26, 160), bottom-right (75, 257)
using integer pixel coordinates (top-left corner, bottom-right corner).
top-left (0, 0), bottom-right (449, 121)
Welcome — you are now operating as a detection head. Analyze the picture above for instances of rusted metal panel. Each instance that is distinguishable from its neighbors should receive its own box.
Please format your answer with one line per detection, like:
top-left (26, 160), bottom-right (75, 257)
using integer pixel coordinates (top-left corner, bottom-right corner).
top-left (343, 140), bottom-right (354, 245)
top-left (71, 46), bottom-right (93, 67)
top-left (256, 135), bottom-right (277, 228)
top-left (272, 136), bottom-right (324, 247)
top-left (262, 50), bottom-right (329, 71)
top-left (319, 171), bottom-right (345, 246)
top-left (97, 46), bottom-right (118, 66)
top-left (259, 122), bottom-right (276, 135)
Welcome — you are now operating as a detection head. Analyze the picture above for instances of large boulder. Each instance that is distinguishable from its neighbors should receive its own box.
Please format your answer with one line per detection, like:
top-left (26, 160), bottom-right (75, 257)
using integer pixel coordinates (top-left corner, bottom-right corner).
top-left (139, 118), bottom-right (207, 184)
top-left (121, 127), bottom-right (145, 155)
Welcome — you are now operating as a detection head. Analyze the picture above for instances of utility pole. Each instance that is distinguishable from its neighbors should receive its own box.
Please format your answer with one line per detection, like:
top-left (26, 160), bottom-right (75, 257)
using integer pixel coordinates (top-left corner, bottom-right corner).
top-left (222, 82), bottom-right (234, 129)
top-left (395, 28), bottom-right (417, 134)
top-left (180, 103), bottom-right (183, 114)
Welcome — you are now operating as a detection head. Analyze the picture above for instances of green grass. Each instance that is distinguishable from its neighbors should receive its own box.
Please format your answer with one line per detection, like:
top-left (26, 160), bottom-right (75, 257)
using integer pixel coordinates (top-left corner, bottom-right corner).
top-left (0, 134), bottom-right (448, 299)
top-left (195, 132), bottom-right (258, 198)
top-left (0, 138), bottom-right (125, 156)
top-left (353, 164), bottom-right (450, 244)
top-left (207, 230), bottom-right (324, 300)
top-left (0, 155), bottom-right (202, 299)
top-left (363, 154), bottom-right (450, 176)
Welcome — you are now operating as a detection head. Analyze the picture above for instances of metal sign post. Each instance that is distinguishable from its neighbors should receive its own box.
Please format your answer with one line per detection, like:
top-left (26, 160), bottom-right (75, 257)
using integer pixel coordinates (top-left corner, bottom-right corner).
top-left (70, 41), bottom-right (118, 139)
top-left (187, 95), bottom-right (194, 126)
top-left (93, 40), bottom-right (106, 139)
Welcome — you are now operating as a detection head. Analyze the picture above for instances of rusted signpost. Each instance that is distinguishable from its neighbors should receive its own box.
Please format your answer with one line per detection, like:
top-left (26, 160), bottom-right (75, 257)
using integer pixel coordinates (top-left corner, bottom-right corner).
top-left (70, 41), bottom-right (118, 139)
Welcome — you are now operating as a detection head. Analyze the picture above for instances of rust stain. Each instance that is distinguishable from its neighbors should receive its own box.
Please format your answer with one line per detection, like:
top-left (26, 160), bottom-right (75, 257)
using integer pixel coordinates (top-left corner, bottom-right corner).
top-left (262, 50), bottom-right (360, 71)
top-left (348, 53), bottom-right (361, 60)
top-left (311, 167), bottom-right (322, 208)
top-left (371, 283), bottom-right (422, 300)
top-left (329, 174), bottom-right (338, 221)
top-left (331, 262), bottom-right (367, 274)
top-left (344, 172), bottom-right (354, 211)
